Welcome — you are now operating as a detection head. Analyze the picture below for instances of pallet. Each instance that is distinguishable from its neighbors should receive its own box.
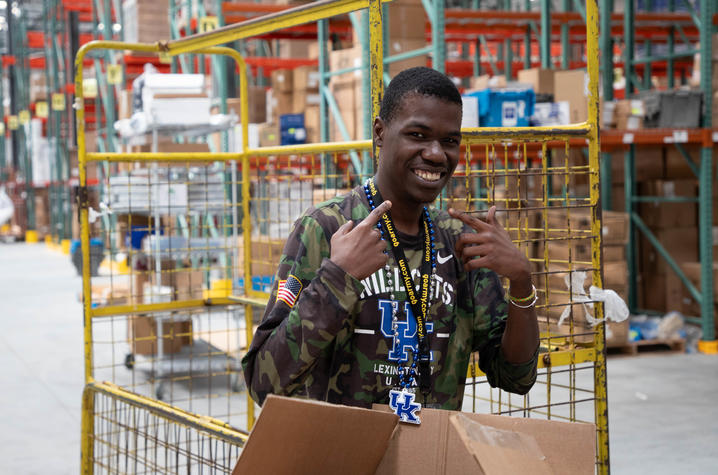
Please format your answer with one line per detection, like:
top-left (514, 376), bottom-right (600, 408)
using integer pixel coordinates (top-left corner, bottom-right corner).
top-left (607, 338), bottom-right (686, 356)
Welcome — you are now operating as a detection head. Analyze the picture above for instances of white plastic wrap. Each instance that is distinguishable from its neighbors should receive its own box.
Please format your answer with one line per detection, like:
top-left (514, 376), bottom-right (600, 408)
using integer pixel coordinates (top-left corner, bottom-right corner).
top-left (557, 270), bottom-right (630, 327)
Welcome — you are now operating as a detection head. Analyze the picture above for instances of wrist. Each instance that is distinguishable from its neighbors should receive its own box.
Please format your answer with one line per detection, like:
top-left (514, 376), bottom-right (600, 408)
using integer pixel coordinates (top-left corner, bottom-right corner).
top-left (508, 273), bottom-right (533, 299)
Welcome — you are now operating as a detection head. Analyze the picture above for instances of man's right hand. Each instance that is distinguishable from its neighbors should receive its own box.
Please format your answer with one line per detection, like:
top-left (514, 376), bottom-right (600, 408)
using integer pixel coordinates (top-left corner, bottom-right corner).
top-left (330, 201), bottom-right (392, 280)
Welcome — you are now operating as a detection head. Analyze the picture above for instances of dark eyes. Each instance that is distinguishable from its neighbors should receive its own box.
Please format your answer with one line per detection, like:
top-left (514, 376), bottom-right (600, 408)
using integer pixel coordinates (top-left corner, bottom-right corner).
top-left (408, 132), bottom-right (459, 145)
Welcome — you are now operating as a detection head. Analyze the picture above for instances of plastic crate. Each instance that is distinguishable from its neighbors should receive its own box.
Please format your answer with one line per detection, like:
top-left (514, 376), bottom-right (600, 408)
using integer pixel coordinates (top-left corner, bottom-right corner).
top-left (466, 88), bottom-right (536, 127)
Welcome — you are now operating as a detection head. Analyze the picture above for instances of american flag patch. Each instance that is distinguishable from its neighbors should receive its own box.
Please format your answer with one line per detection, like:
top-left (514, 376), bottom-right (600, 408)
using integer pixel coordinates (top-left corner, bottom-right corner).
top-left (277, 275), bottom-right (303, 308)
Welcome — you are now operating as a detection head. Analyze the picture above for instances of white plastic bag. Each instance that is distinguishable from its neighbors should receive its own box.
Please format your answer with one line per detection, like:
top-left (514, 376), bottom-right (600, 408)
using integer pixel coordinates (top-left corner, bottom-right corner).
top-left (557, 270), bottom-right (629, 327)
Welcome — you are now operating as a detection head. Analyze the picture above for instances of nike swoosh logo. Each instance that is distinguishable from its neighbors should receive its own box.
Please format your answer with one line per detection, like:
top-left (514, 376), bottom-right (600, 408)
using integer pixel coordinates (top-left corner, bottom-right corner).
top-left (437, 252), bottom-right (453, 265)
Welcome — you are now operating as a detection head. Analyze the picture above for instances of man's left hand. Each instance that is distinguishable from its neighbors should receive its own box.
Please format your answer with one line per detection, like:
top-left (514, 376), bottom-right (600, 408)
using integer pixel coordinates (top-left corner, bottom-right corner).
top-left (449, 206), bottom-right (531, 285)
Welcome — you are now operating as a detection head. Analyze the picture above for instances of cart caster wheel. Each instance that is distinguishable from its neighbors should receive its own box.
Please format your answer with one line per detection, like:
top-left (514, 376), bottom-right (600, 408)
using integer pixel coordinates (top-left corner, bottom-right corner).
top-left (124, 353), bottom-right (135, 370)
top-left (156, 382), bottom-right (166, 401)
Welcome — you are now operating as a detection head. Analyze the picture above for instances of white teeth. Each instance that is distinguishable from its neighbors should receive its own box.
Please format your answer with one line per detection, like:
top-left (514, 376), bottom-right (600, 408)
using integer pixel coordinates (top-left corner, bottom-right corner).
top-left (414, 170), bottom-right (441, 182)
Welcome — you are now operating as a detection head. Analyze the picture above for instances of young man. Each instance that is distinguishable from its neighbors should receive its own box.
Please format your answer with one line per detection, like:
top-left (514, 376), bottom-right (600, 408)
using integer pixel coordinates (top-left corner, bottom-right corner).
top-left (242, 67), bottom-right (538, 420)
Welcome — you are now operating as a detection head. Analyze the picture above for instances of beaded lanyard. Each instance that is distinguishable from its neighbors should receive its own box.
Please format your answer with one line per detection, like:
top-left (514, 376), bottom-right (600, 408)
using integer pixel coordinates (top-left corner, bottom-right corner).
top-left (363, 179), bottom-right (436, 424)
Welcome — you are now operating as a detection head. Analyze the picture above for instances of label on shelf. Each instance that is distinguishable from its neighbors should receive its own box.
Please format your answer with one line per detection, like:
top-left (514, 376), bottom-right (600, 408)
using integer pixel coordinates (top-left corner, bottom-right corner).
top-left (107, 65), bottom-right (123, 85)
top-left (622, 133), bottom-right (634, 144)
top-left (7, 115), bottom-right (18, 130)
top-left (82, 78), bottom-right (98, 98)
top-left (18, 110), bottom-right (30, 124)
top-left (712, 132), bottom-right (718, 143)
top-left (159, 52), bottom-right (172, 64)
top-left (0, 123), bottom-right (5, 134)
top-left (672, 130), bottom-right (688, 143)
top-left (36, 102), bottom-right (48, 118)
top-left (199, 16), bottom-right (219, 33)
top-left (52, 93), bottom-right (65, 111)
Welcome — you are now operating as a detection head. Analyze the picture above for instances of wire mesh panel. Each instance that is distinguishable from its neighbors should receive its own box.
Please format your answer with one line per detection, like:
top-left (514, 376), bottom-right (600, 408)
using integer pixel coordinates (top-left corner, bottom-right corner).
top-left (85, 158), bottom-right (250, 428)
top-left (449, 134), bottom-right (605, 470)
top-left (85, 382), bottom-right (246, 474)
top-left (245, 149), bottom-right (367, 297)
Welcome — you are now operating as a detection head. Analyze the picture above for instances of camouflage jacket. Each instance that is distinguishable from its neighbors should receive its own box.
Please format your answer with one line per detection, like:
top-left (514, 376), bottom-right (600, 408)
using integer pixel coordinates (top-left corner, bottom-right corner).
top-left (242, 185), bottom-right (538, 410)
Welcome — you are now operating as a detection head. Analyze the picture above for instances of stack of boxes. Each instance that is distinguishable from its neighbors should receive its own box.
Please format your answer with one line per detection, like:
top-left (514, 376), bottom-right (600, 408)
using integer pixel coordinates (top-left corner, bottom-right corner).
top-left (122, 0), bottom-right (170, 44)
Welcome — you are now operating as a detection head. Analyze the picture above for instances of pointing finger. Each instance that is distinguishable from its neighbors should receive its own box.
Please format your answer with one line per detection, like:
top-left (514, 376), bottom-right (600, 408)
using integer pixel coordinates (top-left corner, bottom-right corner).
top-left (362, 200), bottom-right (392, 228)
top-left (449, 207), bottom-right (491, 232)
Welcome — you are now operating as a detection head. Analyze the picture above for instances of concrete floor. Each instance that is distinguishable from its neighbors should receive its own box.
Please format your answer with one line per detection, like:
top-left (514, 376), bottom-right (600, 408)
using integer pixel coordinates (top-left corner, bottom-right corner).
top-left (1, 242), bottom-right (717, 474)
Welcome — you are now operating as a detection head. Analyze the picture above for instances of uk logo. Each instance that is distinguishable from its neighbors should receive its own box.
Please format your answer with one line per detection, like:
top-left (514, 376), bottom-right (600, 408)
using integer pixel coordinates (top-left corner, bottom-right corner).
top-left (378, 300), bottom-right (433, 363)
top-left (389, 389), bottom-right (421, 424)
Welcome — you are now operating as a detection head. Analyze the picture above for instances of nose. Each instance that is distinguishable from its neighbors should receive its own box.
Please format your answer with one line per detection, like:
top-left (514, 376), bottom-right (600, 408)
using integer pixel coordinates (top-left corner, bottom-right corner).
top-left (422, 140), bottom-right (445, 164)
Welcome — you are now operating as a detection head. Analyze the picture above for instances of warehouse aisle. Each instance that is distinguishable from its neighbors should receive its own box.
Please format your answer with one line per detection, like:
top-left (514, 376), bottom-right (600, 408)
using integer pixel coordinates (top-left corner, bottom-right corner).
top-left (0, 243), bottom-right (83, 475)
top-left (1, 243), bottom-right (716, 474)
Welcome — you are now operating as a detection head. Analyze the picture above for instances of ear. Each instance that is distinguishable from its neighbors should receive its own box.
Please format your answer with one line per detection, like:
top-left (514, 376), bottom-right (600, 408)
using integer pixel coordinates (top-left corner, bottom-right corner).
top-left (373, 116), bottom-right (385, 147)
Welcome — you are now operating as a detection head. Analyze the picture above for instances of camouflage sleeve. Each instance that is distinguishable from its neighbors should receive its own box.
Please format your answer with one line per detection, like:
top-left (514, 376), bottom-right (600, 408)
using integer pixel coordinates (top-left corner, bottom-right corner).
top-left (241, 211), bottom-right (364, 405)
top-left (471, 268), bottom-right (538, 395)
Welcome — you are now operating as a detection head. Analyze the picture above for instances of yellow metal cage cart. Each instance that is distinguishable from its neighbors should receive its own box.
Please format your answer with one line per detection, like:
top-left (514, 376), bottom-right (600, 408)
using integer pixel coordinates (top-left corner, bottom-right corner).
top-left (78, 0), bottom-right (608, 473)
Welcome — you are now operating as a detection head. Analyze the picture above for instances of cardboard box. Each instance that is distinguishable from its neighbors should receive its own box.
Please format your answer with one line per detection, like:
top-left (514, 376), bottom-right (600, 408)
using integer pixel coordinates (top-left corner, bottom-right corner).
top-left (606, 319), bottom-right (629, 347)
top-left (639, 227), bottom-right (698, 277)
top-left (387, 4), bottom-right (427, 40)
top-left (638, 180), bottom-right (697, 229)
top-left (602, 210), bottom-right (629, 245)
top-left (329, 47), bottom-right (363, 141)
top-left (468, 74), bottom-right (506, 91)
top-left (271, 69), bottom-right (293, 93)
top-left (293, 66), bottom-right (320, 91)
top-left (276, 39), bottom-right (314, 59)
top-left (609, 146), bottom-right (664, 185)
top-left (258, 123), bottom-right (280, 147)
top-left (603, 244), bottom-right (625, 262)
top-left (614, 99), bottom-right (645, 130)
top-left (233, 395), bottom-right (596, 475)
top-left (387, 39), bottom-right (428, 76)
top-left (517, 68), bottom-right (555, 95)
top-left (292, 89), bottom-right (321, 114)
top-left (553, 69), bottom-right (588, 123)
top-left (680, 261), bottom-right (718, 303)
top-left (129, 315), bottom-right (192, 356)
top-left (640, 273), bottom-right (666, 312)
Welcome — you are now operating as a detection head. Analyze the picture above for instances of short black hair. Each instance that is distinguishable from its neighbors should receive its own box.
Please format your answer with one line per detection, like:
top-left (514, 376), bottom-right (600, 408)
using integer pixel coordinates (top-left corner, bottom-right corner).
top-left (379, 67), bottom-right (462, 124)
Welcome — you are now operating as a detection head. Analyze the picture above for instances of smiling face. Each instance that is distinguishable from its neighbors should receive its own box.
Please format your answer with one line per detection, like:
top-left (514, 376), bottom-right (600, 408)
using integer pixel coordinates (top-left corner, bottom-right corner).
top-left (373, 92), bottom-right (462, 209)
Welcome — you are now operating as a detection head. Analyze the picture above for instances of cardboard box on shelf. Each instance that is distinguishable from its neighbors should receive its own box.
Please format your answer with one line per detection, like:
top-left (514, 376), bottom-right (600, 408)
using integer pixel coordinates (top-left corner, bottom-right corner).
top-left (638, 180), bottom-right (697, 229)
top-left (663, 145), bottom-right (717, 180)
top-left (553, 69), bottom-right (588, 123)
top-left (221, 89), bottom-right (267, 124)
top-left (292, 89), bottom-right (321, 114)
top-left (468, 74), bottom-right (507, 91)
top-left (517, 68), bottom-right (555, 95)
top-left (270, 69), bottom-right (293, 93)
top-left (680, 261), bottom-right (718, 302)
top-left (609, 184), bottom-right (625, 212)
top-left (250, 239), bottom-right (286, 276)
top-left (614, 99), bottom-right (645, 130)
top-left (276, 39), bottom-right (314, 59)
top-left (386, 39), bottom-right (428, 76)
top-left (602, 210), bottom-right (629, 245)
top-left (329, 47), bottom-right (362, 141)
top-left (293, 66), bottom-right (319, 91)
top-left (266, 88), bottom-right (293, 121)
top-left (233, 395), bottom-right (596, 475)
top-left (603, 244), bottom-right (625, 262)
top-left (122, 0), bottom-right (170, 44)
top-left (640, 272), bottom-right (667, 313)
top-left (129, 315), bottom-right (193, 356)
top-left (609, 146), bottom-right (664, 185)
top-left (386, 3), bottom-right (427, 40)
top-left (639, 227), bottom-right (699, 277)
top-left (258, 123), bottom-right (280, 147)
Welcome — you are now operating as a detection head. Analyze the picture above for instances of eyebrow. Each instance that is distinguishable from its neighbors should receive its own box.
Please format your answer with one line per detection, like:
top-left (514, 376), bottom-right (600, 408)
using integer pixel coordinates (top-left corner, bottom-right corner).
top-left (404, 121), bottom-right (462, 138)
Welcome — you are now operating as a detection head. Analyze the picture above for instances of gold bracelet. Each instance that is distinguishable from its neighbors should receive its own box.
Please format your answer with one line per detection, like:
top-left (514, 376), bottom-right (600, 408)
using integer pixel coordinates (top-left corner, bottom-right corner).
top-left (508, 284), bottom-right (537, 308)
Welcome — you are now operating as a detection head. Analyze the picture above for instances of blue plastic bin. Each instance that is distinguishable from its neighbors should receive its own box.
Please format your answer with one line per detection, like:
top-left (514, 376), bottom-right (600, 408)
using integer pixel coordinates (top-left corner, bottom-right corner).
top-left (279, 113), bottom-right (306, 145)
top-left (466, 88), bottom-right (535, 127)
